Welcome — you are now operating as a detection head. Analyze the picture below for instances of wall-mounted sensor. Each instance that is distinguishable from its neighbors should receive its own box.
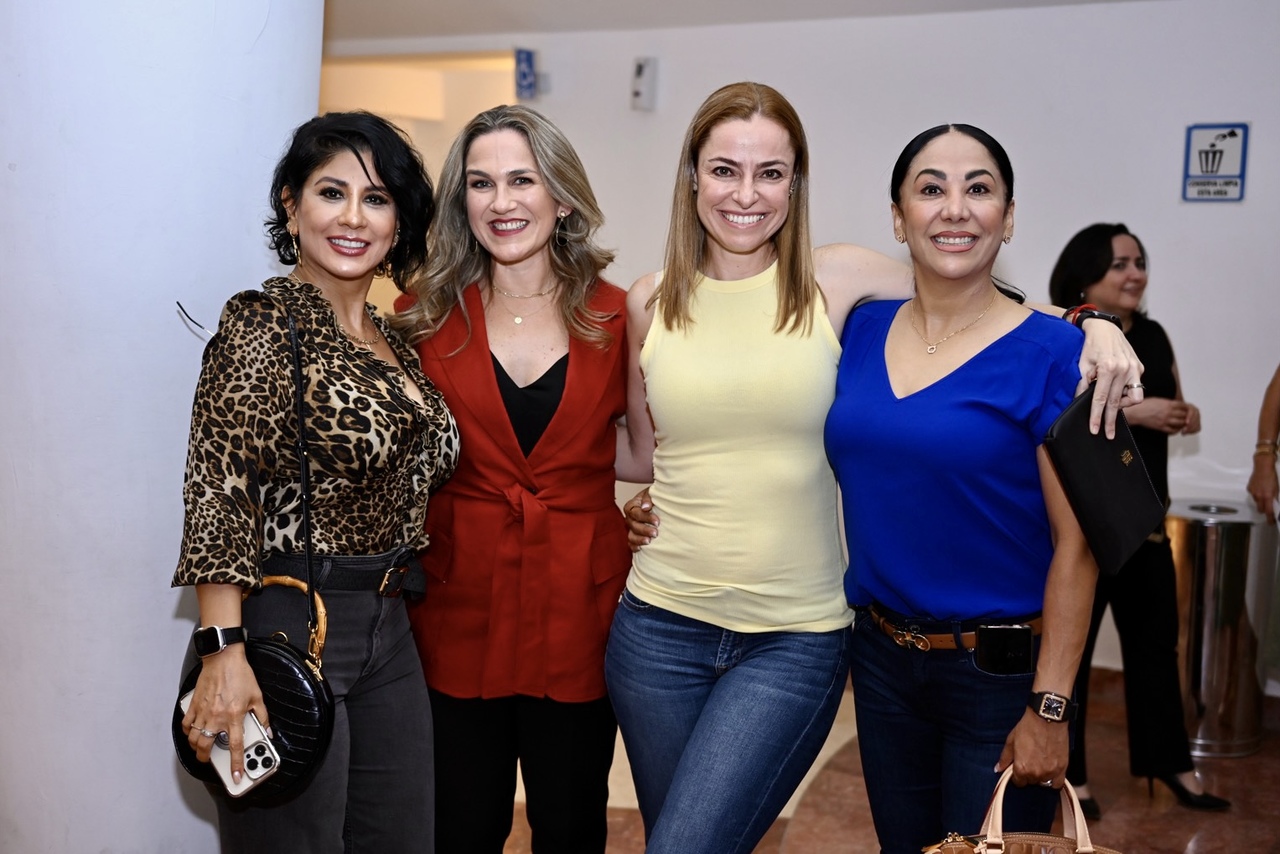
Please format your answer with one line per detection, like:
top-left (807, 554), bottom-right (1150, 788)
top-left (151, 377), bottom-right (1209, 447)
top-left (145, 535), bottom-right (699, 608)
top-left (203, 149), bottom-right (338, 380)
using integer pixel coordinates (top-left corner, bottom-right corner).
top-left (631, 57), bottom-right (657, 111)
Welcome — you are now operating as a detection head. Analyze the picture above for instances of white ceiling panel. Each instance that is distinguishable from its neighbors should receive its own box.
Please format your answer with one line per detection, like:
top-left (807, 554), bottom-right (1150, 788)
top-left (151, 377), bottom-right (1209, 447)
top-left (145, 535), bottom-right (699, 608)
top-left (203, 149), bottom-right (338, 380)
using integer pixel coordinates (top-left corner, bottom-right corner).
top-left (323, 0), bottom-right (1127, 42)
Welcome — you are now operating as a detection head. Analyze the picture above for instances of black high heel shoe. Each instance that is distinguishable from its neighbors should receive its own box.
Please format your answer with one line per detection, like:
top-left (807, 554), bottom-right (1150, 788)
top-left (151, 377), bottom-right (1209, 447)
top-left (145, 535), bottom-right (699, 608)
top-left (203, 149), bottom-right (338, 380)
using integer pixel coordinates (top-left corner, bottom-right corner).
top-left (1149, 774), bottom-right (1231, 811)
top-left (1077, 796), bottom-right (1102, 821)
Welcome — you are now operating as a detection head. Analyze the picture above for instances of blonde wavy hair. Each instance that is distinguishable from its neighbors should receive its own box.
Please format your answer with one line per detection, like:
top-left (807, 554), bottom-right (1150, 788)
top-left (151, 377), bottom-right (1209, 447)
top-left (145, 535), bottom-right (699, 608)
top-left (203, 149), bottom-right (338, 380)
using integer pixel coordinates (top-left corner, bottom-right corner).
top-left (657, 82), bottom-right (819, 334)
top-left (392, 105), bottom-right (616, 348)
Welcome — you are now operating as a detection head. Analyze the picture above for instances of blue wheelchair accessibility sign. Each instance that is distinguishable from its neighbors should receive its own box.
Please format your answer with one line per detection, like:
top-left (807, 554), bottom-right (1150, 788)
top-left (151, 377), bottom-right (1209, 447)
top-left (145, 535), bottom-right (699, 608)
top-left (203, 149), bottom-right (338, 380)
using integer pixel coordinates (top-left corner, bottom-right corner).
top-left (516, 49), bottom-right (537, 100)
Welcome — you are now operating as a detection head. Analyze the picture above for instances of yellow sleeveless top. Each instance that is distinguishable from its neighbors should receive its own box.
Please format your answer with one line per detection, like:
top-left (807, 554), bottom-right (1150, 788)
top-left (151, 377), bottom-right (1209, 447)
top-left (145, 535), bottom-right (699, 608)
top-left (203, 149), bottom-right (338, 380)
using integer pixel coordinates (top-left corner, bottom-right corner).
top-left (628, 263), bottom-right (852, 632)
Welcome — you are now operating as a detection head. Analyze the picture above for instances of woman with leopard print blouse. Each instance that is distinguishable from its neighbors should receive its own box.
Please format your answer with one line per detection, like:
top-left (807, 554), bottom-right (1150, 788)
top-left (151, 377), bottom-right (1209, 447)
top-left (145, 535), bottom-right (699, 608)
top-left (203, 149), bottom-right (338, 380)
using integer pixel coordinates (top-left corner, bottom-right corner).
top-left (173, 112), bottom-right (458, 853)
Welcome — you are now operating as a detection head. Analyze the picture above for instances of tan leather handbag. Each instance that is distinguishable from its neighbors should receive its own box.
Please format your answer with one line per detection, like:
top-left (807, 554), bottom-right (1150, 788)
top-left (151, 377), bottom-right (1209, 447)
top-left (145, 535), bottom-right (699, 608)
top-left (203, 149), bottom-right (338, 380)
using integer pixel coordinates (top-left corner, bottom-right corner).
top-left (923, 767), bottom-right (1122, 854)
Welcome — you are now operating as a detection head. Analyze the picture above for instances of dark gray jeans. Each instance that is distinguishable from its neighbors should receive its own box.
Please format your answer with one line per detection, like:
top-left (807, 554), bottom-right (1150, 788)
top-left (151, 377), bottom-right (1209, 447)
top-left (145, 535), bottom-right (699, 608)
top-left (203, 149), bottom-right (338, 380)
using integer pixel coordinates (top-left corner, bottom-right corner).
top-left (211, 583), bottom-right (434, 853)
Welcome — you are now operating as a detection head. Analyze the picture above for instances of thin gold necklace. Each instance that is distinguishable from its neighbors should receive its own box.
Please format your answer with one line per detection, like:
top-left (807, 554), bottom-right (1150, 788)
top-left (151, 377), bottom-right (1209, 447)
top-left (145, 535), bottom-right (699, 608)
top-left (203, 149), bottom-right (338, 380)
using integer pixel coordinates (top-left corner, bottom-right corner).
top-left (490, 284), bottom-right (555, 325)
top-left (339, 325), bottom-right (382, 348)
top-left (492, 284), bottom-right (553, 299)
top-left (909, 289), bottom-right (998, 354)
top-left (287, 272), bottom-right (382, 348)
top-left (494, 293), bottom-right (554, 325)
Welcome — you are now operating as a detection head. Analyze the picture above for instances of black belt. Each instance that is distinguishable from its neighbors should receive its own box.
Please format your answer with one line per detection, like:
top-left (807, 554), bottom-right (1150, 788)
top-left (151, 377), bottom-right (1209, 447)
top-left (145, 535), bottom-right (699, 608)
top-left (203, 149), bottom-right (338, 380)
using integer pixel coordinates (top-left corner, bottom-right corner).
top-left (262, 546), bottom-right (425, 598)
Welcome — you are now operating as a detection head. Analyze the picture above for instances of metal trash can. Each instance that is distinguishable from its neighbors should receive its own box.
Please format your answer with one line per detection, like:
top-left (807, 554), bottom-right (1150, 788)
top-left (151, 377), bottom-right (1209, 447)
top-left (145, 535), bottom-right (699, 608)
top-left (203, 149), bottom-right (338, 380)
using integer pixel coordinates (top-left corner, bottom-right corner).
top-left (1166, 499), bottom-right (1278, 758)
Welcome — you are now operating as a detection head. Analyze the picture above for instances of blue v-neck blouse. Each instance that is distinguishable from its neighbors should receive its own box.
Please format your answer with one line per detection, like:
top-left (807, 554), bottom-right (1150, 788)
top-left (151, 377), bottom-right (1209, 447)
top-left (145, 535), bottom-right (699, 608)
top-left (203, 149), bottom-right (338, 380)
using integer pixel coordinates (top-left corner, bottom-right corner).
top-left (824, 299), bottom-right (1082, 620)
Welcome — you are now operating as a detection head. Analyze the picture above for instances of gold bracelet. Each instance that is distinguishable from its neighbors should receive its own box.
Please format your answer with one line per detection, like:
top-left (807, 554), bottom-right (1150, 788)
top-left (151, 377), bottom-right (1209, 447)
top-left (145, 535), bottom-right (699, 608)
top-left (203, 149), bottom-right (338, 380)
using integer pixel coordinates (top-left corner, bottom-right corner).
top-left (1256, 441), bottom-right (1279, 456)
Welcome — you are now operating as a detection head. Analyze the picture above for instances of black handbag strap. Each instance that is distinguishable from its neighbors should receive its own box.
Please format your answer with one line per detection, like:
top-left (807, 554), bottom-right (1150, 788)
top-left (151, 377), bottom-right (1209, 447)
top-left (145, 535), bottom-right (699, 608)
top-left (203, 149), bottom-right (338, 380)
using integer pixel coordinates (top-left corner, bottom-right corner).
top-left (284, 309), bottom-right (322, 666)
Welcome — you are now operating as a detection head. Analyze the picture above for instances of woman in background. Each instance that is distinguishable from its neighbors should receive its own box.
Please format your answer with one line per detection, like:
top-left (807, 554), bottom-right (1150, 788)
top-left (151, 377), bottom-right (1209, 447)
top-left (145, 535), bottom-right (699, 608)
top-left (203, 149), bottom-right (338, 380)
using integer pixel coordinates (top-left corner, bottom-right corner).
top-left (1049, 222), bottom-right (1227, 816)
top-left (176, 111), bottom-right (458, 852)
top-left (392, 105), bottom-right (644, 853)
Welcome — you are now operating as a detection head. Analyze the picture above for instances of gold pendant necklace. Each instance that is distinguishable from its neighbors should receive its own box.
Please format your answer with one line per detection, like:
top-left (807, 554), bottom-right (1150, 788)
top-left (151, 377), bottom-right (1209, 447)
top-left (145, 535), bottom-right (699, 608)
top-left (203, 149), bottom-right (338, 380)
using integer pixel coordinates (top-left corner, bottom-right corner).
top-left (492, 287), bottom-right (554, 325)
top-left (909, 289), bottom-right (998, 354)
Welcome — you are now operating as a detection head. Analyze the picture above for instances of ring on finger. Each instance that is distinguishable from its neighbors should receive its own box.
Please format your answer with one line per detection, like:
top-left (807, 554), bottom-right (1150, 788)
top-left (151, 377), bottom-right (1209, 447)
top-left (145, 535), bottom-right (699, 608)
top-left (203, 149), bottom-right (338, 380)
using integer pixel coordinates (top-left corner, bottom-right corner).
top-left (196, 727), bottom-right (218, 739)
top-left (1040, 779), bottom-right (1054, 787)
top-left (1125, 382), bottom-right (1145, 391)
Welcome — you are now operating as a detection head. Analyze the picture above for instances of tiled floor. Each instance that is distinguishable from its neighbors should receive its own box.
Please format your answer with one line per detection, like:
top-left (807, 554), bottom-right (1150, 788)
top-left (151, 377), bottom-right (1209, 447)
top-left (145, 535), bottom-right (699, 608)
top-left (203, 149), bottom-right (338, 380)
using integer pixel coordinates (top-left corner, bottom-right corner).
top-left (503, 668), bottom-right (1280, 853)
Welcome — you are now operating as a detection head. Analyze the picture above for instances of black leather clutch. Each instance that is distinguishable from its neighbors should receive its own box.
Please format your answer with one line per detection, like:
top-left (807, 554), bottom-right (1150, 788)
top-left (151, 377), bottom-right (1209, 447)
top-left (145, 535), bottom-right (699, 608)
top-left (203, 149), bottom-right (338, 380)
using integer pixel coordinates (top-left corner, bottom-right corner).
top-left (1043, 385), bottom-right (1165, 576)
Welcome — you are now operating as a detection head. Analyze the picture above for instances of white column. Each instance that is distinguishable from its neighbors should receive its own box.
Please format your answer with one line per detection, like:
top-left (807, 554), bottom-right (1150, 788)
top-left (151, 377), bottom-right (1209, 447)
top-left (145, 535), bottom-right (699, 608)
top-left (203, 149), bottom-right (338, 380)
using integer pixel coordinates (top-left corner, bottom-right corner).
top-left (0, 1), bottom-right (322, 849)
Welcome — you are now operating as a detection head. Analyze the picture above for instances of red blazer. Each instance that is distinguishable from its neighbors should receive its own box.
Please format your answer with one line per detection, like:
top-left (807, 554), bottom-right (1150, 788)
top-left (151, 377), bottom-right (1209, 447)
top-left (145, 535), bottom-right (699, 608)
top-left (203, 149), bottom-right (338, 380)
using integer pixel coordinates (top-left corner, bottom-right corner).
top-left (397, 281), bottom-right (631, 701)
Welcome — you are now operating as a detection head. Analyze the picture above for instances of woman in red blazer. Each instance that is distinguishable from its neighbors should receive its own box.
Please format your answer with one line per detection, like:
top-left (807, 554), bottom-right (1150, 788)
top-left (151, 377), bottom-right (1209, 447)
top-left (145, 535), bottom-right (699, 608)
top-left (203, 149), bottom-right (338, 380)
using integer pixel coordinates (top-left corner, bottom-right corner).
top-left (392, 105), bottom-right (651, 853)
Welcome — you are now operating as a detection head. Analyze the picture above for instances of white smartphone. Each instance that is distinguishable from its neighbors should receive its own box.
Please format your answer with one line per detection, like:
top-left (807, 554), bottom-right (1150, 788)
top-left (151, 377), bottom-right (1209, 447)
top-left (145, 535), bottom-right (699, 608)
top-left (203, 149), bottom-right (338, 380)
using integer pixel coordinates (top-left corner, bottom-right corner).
top-left (178, 691), bottom-right (280, 797)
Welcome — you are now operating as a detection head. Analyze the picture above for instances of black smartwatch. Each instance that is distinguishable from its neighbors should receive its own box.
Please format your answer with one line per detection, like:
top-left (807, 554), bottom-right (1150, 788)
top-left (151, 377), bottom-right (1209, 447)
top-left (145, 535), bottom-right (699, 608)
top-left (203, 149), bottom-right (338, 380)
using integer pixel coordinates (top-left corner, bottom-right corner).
top-left (1028, 690), bottom-right (1077, 723)
top-left (192, 625), bottom-right (249, 658)
top-left (1072, 307), bottom-right (1122, 329)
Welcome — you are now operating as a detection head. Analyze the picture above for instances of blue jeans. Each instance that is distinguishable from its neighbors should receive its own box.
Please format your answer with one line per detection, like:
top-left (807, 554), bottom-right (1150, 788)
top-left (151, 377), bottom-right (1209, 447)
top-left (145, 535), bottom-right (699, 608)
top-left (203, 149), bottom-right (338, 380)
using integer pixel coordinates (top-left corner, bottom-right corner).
top-left (849, 608), bottom-right (1057, 854)
top-left (604, 590), bottom-right (849, 854)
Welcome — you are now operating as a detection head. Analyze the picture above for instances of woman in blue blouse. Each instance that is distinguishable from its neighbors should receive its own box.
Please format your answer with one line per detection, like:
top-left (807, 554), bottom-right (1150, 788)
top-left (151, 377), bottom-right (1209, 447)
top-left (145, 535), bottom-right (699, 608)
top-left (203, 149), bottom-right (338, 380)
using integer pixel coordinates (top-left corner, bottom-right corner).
top-left (824, 124), bottom-right (1100, 853)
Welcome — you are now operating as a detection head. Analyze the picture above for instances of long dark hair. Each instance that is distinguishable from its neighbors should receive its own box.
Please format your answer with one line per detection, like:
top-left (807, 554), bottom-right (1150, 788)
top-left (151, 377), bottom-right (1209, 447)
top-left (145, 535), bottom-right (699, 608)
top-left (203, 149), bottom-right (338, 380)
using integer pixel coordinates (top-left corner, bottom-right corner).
top-left (1048, 223), bottom-right (1146, 308)
top-left (266, 111), bottom-right (434, 290)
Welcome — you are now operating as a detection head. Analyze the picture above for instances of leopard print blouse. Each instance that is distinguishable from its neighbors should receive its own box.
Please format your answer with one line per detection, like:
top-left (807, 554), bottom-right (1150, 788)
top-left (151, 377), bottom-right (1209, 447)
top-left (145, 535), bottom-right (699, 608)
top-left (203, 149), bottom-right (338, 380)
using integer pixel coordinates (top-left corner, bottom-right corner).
top-left (173, 277), bottom-right (459, 589)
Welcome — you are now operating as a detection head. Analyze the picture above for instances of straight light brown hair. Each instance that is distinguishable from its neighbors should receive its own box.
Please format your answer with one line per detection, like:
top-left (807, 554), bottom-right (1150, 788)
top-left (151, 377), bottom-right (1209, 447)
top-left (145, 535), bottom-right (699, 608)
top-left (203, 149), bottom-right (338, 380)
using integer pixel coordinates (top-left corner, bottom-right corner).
top-left (657, 82), bottom-right (819, 335)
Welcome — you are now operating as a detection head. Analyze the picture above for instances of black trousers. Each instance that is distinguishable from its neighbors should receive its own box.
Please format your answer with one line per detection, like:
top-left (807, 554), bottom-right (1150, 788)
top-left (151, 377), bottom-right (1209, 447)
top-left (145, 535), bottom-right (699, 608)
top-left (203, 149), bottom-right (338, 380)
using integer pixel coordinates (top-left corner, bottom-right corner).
top-left (212, 585), bottom-right (434, 853)
top-left (429, 690), bottom-right (617, 854)
top-left (1068, 537), bottom-right (1195, 783)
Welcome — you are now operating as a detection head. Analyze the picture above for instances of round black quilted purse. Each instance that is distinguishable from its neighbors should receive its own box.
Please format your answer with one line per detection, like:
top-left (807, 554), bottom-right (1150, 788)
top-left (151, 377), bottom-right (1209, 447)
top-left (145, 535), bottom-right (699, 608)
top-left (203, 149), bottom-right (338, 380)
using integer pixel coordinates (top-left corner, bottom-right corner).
top-left (172, 307), bottom-right (335, 804)
top-left (172, 577), bottom-right (334, 804)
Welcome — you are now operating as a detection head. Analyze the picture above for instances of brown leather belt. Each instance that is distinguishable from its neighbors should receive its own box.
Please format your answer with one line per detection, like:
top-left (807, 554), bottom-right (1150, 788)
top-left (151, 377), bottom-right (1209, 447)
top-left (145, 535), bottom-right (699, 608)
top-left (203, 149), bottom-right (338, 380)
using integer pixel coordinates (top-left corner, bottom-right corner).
top-left (869, 606), bottom-right (1043, 652)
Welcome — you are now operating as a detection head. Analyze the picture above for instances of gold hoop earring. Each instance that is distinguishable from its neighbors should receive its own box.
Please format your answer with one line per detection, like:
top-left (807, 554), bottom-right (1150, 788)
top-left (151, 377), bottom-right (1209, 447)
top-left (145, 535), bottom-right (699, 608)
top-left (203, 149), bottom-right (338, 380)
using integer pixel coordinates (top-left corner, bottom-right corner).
top-left (554, 215), bottom-right (568, 247)
top-left (895, 233), bottom-right (905, 244)
top-left (289, 230), bottom-right (302, 263)
top-left (1002, 235), bottom-right (1012, 245)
